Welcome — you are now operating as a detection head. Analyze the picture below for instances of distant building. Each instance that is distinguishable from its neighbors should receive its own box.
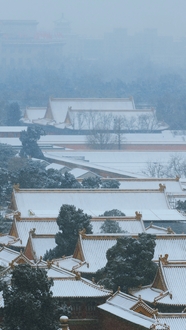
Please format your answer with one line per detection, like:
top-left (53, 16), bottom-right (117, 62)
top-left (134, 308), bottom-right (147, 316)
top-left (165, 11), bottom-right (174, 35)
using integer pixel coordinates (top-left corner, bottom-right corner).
top-left (0, 20), bottom-right (64, 69)
top-left (22, 97), bottom-right (168, 131)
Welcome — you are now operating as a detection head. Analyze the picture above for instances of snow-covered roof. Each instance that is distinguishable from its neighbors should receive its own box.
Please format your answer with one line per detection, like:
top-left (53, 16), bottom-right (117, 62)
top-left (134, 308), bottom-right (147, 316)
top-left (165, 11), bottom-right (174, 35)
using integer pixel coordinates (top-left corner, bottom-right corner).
top-left (90, 217), bottom-right (145, 234)
top-left (180, 179), bottom-right (186, 190)
top-left (42, 263), bottom-right (75, 279)
top-left (0, 126), bottom-right (27, 132)
top-left (32, 236), bottom-right (56, 260)
top-left (0, 137), bottom-right (22, 147)
top-left (49, 97), bottom-right (136, 113)
top-left (154, 235), bottom-right (186, 261)
top-left (69, 168), bottom-right (97, 178)
top-left (138, 209), bottom-right (185, 221)
top-left (0, 246), bottom-right (33, 269)
top-left (0, 246), bottom-right (21, 267)
top-left (67, 108), bottom-right (157, 130)
top-left (98, 291), bottom-right (158, 329)
top-left (73, 233), bottom-right (186, 274)
top-left (98, 303), bottom-right (156, 329)
top-left (98, 291), bottom-right (171, 329)
top-left (24, 233), bottom-right (56, 260)
top-left (0, 235), bottom-right (20, 246)
top-left (145, 224), bottom-right (173, 234)
top-left (52, 256), bottom-right (82, 271)
top-left (44, 150), bottom-right (186, 179)
top-left (52, 277), bottom-right (111, 298)
top-left (12, 219), bottom-right (58, 246)
top-left (22, 97), bottom-right (169, 130)
top-left (45, 163), bottom-right (70, 171)
top-left (22, 107), bottom-right (46, 123)
top-left (75, 234), bottom-right (118, 273)
top-left (131, 260), bottom-right (186, 306)
top-left (12, 188), bottom-right (170, 218)
top-left (119, 178), bottom-right (183, 192)
top-left (157, 313), bottom-right (186, 330)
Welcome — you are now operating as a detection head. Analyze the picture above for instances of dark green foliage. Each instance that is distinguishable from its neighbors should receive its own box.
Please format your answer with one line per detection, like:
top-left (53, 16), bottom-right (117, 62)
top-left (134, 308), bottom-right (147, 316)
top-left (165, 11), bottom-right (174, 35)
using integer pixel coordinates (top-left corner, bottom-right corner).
top-left (7, 157), bottom-right (29, 172)
top-left (3, 264), bottom-right (59, 330)
top-left (95, 233), bottom-right (157, 293)
top-left (60, 172), bottom-right (82, 189)
top-left (100, 209), bottom-right (126, 216)
top-left (82, 176), bottom-right (101, 188)
top-left (0, 99), bottom-right (8, 125)
top-left (101, 179), bottom-right (120, 189)
top-left (19, 126), bottom-right (45, 159)
top-left (14, 162), bottom-right (48, 188)
top-left (176, 200), bottom-right (186, 211)
top-left (100, 219), bottom-right (124, 233)
top-left (0, 143), bottom-right (16, 168)
top-left (0, 168), bottom-right (13, 208)
top-left (0, 215), bottom-right (12, 234)
top-left (0, 144), bottom-right (17, 206)
top-left (6, 102), bottom-right (21, 126)
top-left (0, 154), bottom-right (81, 208)
top-left (12, 161), bottom-right (81, 189)
top-left (44, 204), bottom-right (92, 259)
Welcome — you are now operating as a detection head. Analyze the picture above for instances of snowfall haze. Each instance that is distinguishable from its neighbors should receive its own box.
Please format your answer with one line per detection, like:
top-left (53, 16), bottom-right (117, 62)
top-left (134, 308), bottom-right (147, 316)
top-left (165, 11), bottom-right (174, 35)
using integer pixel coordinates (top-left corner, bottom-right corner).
top-left (0, 0), bottom-right (186, 39)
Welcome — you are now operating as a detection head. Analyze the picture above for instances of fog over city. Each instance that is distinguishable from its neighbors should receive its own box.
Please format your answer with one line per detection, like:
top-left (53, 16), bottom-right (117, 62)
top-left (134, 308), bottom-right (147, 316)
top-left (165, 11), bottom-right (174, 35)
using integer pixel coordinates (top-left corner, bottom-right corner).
top-left (1, 3), bottom-right (186, 328)
top-left (1, 0), bottom-right (186, 39)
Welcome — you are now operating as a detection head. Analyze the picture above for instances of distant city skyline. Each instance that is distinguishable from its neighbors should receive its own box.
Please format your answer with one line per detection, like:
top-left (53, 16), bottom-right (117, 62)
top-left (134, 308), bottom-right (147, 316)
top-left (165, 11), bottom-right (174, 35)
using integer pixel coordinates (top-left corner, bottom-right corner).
top-left (0, 0), bottom-right (186, 40)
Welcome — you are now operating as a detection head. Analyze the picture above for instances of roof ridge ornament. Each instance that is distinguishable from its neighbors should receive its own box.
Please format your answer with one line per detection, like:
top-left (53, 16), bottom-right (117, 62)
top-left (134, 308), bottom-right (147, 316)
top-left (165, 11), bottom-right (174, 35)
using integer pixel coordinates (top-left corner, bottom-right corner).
top-left (159, 254), bottom-right (169, 265)
top-left (167, 227), bottom-right (174, 234)
top-left (79, 228), bottom-right (86, 238)
top-left (176, 175), bottom-right (180, 181)
top-left (13, 183), bottom-right (20, 191)
top-left (135, 211), bottom-right (142, 220)
top-left (29, 228), bottom-right (36, 236)
top-left (14, 211), bottom-right (21, 221)
top-left (74, 271), bottom-right (81, 280)
top-left (159, 183), bottom-right (166, 192)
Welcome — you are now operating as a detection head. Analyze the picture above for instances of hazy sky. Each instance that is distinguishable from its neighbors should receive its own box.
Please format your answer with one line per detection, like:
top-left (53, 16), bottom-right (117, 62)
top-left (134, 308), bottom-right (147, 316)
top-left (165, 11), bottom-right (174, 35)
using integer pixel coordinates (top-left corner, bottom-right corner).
top-left (1, 0), bottom-right (186, 39)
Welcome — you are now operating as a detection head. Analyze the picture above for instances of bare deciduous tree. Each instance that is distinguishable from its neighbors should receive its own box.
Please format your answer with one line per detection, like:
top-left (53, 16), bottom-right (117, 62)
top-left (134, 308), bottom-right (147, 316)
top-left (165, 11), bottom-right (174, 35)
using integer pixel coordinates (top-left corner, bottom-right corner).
top-left (142, 154), bottom-right (186, 178)
top-left (86, 130), bottom-right (115, 149)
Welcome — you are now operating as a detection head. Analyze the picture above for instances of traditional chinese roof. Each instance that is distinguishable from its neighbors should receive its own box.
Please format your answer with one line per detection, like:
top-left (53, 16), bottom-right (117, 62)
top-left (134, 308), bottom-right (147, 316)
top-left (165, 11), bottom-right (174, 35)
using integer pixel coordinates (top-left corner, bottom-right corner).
top-left (73, 233), bottom-right (186, 274)
top-left (35, 97), bottom-right (137, 128)
top-left (11, 188), bottom-right (172, 218)
top-left (73, 233), bottom-right (119, 273)
top-left (43, 149), bottom-right (186, 182)
top-left (90, 214), bottom-right (145, 234)
top-left (52, 277), bottom-right (112, 298)
top-left (106, 291), bottom-right (156, 315)
top-left (119, 177), bottom-right (183, 192)
top-left (98, 291), bottom-right (172, 329)
top-left (24, 230), bottom-right (56, 261)
top-left (69, 168), bottom-right (99, 179)
top-left (36, 261), bottom-right (76, 279)
top-left (145, 223), bottom-right (174, 235)
top-left (154, 235), bottom-right (186, 261)
top-left (0, 234), bottom-right (20, 247)
top-left (98, 292), bottom-right (159, 329)
top-left (0, 258), bottom-right (111, 300)
top-left (22, 107), bottom-right (46, 123)
top-left (9, 217), bottom-right (58, 247)
top-left (52, 256), bottom-right (83, 271)
top-left (45, 163), bottom-right (70, 173)
top-left (131, 258), bottom-right (186, 306)
top-left (157, 313), bottom-right (186, 330)
top-left (0, 246), bottom-right (33, 268)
